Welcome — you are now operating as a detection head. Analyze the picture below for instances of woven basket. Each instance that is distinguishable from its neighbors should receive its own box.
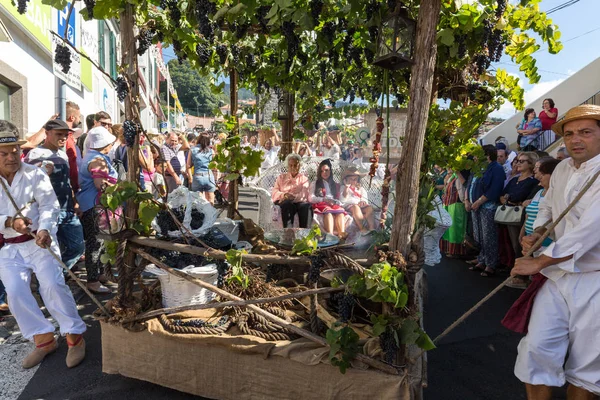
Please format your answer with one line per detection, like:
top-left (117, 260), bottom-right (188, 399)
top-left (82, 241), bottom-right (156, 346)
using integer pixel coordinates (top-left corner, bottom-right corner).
top-left (145, 264), bottom-right (218, 308)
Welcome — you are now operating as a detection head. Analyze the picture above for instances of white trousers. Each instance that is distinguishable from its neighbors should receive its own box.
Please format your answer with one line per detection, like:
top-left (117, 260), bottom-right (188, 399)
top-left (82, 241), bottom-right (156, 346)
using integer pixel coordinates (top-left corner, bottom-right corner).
top-left (514, 271), bottom-right (600, 394)
top-left (0, 241), bottom-right (86, 341)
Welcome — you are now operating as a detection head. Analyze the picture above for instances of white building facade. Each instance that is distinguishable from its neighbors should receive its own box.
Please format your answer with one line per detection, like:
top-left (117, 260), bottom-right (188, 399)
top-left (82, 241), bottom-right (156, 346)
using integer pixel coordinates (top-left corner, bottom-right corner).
top-left (0, 0), bottom-right (163, 137)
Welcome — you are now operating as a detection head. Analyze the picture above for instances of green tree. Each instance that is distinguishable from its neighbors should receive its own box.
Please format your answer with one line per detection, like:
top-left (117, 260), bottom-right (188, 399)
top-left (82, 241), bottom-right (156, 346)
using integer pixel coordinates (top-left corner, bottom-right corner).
top-left (159, 59), bottom-right (223, 116)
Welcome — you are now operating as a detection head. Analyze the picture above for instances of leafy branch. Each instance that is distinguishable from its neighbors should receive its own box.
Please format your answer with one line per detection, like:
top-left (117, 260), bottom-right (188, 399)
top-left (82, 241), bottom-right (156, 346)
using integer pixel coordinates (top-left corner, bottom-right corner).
top-left (225, 248), bottom-right (249, 289)
top-left (291, 224), bottom-right (321, 256)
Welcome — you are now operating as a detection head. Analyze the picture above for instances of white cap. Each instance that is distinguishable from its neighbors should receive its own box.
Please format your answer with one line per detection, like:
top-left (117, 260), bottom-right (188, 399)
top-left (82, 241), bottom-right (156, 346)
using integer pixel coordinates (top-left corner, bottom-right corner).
top-left (87, 126), bottom-right (116, 150)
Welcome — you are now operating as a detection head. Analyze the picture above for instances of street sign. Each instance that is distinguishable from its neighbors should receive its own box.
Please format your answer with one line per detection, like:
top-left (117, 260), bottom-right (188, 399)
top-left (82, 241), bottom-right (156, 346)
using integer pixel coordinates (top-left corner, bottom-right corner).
top-left (52, 35), bottom-right (81, 90)
top-left (57, 2), bottom-right (76, 47)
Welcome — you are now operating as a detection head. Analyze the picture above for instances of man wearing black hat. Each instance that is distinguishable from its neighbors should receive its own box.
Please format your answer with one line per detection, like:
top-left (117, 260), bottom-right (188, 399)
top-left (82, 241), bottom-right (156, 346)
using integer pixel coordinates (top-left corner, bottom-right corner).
top-left (24, 119), bottom-right (85, 273)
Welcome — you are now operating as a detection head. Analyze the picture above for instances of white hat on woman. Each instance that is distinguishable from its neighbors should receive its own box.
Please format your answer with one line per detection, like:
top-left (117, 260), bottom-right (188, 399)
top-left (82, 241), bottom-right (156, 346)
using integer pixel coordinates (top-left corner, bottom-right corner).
top-left (87, 126), bottom-right (116, 150)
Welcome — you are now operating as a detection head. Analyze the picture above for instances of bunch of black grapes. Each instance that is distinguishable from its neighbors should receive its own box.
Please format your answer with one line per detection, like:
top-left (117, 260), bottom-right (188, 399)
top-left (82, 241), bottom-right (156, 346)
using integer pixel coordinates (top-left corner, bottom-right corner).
top-left (196, 42), bottom-right (212, 67)
top-left (380, 326), bottom-right (399, 364)
top-left (308, 255), bottom-right (324, 284)
top-left (84, 0), bottom-right (95, 19)
top-left (155, 206), bottom-right (186, 236)
top-left (122, 120), bottom-right (139, 147)
top-left (16, 0), bottom-right (28, 14)
top-left (216, 44), bottom-right (228, 64)
top-left (55, 44), bottom-right (72, 74)
top-left (137, 30), bottom-right (154, 56)
top-left (116, 76), bottom-right (129, 102)
top-left (190, 209), bottom-right (205, 230)
top-left (332, 292), bottom-right (355, 323)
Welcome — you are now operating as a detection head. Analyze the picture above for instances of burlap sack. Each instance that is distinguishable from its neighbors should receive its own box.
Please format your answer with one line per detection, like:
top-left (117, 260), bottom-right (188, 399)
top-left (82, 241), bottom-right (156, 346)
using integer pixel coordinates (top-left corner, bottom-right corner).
top-left (102, 309), bottom-right (409, 399)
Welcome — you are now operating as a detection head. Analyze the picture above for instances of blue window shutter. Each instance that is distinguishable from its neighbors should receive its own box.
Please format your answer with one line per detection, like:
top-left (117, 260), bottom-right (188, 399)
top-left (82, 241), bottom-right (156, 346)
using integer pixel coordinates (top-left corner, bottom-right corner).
top-left (109, 31), bottom-right (117, 79)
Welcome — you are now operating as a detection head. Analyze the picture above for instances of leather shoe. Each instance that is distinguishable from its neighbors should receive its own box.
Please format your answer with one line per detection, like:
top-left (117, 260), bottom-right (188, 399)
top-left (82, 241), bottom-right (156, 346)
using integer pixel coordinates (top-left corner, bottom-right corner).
top-left (22, 333), bottom-right (57, 369)
top-left (86, 282), bottom-right (111, 294)
top-left (66, 334), bottom-right (86, 368)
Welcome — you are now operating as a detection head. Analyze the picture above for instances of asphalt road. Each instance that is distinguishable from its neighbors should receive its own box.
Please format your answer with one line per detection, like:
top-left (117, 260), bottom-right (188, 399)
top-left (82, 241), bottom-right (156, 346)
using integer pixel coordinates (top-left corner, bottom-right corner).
top-left (5, 257), bottom-right (567, 400)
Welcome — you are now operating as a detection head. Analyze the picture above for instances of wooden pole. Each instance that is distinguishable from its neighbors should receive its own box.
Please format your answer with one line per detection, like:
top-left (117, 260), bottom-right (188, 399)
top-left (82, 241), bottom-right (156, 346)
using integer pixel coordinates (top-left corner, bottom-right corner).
top-left (120, 2), bottom-right (141, 306)
top-left (133, 248), bottom-right (400, 375)
top-left (122, 285), bottom-right (346, 323)
top-left (280, 91), bottom-right (294, 158)
top-left (128, 235), bottom-right (311, 265)
top-left (389, 0), bottom-right (442, 255)
top-left (228, 68), bottom-right (239, 219)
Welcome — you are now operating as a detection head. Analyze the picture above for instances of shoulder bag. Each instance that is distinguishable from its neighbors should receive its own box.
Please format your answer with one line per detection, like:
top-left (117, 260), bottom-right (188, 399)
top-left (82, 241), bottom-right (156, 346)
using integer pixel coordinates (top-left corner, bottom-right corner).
top-left (494, 204), bottom-right (524, 226)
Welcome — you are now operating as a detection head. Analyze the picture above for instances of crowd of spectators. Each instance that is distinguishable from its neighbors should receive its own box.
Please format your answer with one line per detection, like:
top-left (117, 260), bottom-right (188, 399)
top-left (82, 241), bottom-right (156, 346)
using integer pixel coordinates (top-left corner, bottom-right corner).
top-left (438, 136), bottom-right (567, 289)
top-left (0, 116), bottom-right (385, 312)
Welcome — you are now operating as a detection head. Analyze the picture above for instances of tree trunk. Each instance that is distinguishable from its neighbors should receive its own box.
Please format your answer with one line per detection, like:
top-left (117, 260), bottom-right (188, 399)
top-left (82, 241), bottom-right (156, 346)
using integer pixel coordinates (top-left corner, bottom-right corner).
top-left (390, 0), bottom-right (441, 255)
top-left (228, 69), bottom-right (239, 219)
top-left (120, 3), bottom-right (140, 306)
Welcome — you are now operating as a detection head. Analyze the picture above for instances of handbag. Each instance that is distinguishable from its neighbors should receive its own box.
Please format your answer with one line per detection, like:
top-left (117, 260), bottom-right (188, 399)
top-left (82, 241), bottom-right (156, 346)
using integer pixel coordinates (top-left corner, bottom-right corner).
top-left (494, 204), bottom-right (524, 226)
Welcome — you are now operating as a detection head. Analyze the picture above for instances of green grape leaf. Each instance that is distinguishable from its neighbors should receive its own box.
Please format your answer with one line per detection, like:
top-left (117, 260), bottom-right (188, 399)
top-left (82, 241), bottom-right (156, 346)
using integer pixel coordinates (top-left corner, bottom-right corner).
top-left (399, 319), bottom-right (420, 345)
top-left (416, 330), bottom-right (436, 351)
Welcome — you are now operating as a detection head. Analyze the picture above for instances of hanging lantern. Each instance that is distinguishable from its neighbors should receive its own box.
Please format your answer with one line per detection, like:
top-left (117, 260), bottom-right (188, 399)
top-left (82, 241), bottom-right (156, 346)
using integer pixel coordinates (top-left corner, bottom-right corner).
top-left (372, 7), bottom-right (416, 70)
top-left (277, 90), bottom-right (293, 120)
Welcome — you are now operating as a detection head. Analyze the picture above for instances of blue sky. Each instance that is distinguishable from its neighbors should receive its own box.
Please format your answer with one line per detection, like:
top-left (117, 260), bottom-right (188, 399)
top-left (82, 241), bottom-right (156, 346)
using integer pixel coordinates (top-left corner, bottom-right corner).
top-left (491, 0), bottom-right (600, 117)
top-left (162, 0), bottom-right (599, 118)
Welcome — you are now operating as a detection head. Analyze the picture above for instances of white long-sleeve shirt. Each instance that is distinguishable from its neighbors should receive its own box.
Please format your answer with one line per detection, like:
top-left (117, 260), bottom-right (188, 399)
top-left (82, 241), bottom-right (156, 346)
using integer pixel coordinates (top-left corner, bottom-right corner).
top-left (323, 144), bottom-right (341, 160)
top-left (0, 163), bottom-right (60, 239)
top-left (260, 146), bottom-right (281, 171)
top-left (533, 153), bottom-right (600, 281)
top-left (339, 185), bottom-right (369, 206)
top-left (309, 180), bottom-right (342, 204)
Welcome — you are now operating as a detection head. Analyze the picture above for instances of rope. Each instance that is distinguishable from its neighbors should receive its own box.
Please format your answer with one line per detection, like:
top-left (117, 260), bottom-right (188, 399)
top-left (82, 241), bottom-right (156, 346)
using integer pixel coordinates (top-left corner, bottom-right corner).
top-left (159, 314), bottom-right (231, 335)
top-left (409, 167), bottom-right (600, 363)
top-left (321, 250), bottom-right (366, 274)
top-left (236, 311), bottom-right (295, 341)
top-left (105, 239), bottom-right (127, 283)
top-left (0, 176), bottom-right (111, 317)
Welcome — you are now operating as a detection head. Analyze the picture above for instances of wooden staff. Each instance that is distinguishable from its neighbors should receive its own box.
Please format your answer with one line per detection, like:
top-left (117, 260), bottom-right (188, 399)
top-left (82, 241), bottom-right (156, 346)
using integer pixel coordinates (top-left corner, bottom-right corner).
top-left (133, 248), bottom-right (400, 376)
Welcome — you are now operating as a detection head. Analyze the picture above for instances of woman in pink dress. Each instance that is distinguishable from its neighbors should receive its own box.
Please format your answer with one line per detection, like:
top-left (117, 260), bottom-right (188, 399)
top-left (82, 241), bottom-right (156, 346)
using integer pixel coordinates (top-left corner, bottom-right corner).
top-left (538, 98), bottom-right (558, 150)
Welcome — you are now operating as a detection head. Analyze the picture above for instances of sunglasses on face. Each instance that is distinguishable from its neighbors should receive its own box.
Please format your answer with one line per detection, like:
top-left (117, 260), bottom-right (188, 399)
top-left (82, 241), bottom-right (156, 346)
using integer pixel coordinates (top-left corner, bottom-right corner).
top-left (516, 159), bottom-right (530, 164)
top-left (100, 121), bottom-right (112, 128)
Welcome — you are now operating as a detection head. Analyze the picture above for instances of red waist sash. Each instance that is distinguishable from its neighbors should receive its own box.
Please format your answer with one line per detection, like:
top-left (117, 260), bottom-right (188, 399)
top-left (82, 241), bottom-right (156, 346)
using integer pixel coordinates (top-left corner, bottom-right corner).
top-left (501, 273), bottom-right (548, 334)
top-left (0, 231), bottom-right (37, 246)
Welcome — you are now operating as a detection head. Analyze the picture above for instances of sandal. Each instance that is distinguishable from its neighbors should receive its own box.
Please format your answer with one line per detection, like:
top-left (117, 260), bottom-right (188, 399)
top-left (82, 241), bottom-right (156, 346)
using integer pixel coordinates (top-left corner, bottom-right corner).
top-left (466, 259), bottom-right (479, 265)
top-left (480, 267), bottom-right (495, 277)
top-left (469, 263), bottom-right (485, 272)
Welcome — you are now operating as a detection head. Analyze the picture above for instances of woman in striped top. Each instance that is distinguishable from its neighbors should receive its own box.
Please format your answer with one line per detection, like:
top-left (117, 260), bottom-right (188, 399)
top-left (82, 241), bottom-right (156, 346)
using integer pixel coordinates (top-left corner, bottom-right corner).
top-left (511, 157), bottom-right (562, 289)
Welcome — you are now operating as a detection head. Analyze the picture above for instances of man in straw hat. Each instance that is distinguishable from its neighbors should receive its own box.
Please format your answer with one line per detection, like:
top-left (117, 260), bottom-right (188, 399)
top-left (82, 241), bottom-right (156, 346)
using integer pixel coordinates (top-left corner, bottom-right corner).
top-left (512, 104), bottom-right (600, 399)
top-left (0, 120), bottom-right (86, 369)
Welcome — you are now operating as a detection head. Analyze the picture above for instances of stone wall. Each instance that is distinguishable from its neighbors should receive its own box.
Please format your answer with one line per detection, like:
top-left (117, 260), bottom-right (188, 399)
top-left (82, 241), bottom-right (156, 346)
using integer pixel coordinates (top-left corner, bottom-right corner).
top-left (256, 90), bottom-right (278, 126)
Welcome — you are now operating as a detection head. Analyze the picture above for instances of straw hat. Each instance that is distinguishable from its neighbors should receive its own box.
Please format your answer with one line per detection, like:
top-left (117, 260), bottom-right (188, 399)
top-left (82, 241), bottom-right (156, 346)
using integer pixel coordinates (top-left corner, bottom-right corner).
top-left (551, 104), bottom-right (600, 136)
top-left (0, 131), bottom-right (26, 147)
top-left (342, 166), bottom-right (367, 182)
